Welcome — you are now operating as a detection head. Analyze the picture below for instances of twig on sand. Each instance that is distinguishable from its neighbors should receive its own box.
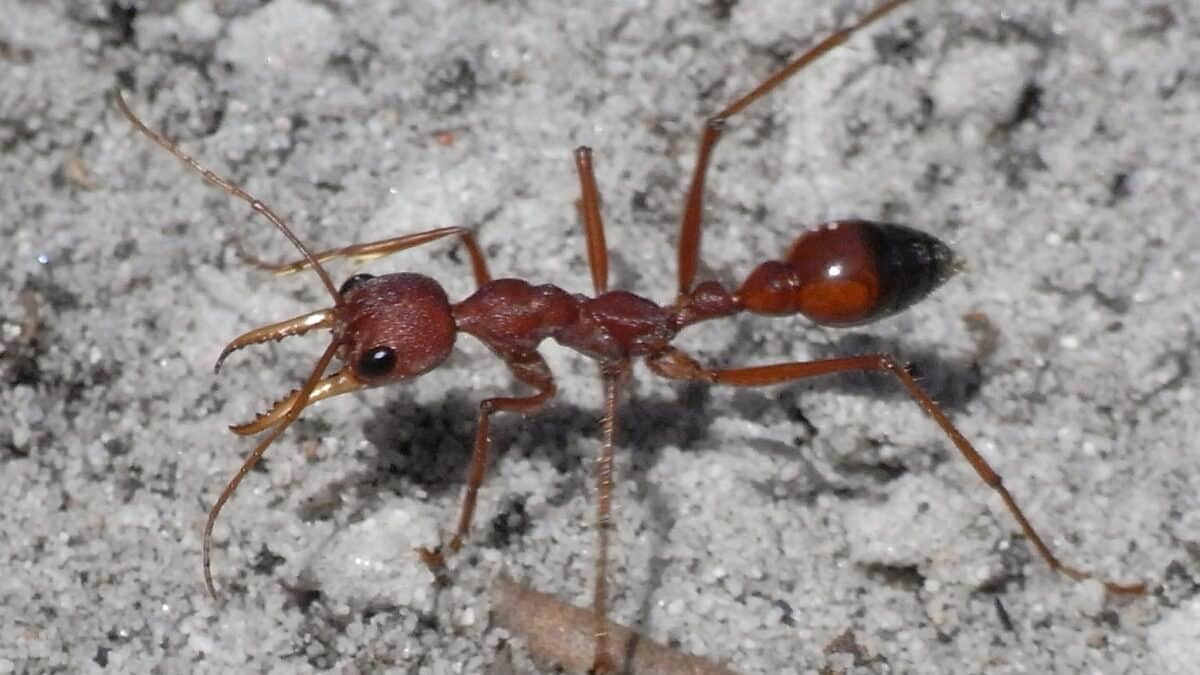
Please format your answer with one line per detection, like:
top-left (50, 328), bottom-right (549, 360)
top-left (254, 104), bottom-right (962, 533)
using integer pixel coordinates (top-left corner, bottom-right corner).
top-left (491, 574), bottom-right (741, 675)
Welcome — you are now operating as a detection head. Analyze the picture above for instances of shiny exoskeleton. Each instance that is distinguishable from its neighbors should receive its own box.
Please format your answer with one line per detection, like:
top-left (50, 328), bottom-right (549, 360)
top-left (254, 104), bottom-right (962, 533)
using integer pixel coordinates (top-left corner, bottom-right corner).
top-left (117, 0), bottom-right (1145, 672)
top-left (331, 219), bottom-right (955, 381)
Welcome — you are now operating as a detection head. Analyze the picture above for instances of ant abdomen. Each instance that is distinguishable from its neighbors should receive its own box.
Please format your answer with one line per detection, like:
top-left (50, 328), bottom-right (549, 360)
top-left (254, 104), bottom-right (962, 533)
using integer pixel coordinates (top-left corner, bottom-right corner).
top-left (735, 219), bottom-right (960, 326)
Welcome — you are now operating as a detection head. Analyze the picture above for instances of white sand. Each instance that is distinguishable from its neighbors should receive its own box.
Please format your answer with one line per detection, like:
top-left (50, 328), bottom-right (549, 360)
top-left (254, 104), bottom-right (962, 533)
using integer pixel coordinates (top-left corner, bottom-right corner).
top-left (2, 2), bottom-right (1197, 673)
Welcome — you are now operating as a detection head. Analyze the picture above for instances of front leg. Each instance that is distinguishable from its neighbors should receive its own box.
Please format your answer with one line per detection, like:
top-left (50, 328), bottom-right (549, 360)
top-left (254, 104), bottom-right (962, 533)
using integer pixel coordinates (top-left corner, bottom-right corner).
top-left (418, 352), bottom-right (556, 568)
top-left (237, 225), bottom-right (493, 288)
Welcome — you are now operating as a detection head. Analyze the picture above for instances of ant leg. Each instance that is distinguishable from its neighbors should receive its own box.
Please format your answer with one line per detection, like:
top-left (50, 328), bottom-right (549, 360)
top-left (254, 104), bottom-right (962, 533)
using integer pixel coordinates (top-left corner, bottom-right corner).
top-left (417, 352), bottom-right (556, 568)
top-left (675, 0), bottom-right (916, 296)
top-left (646, 347), bottom-right (1147, 596)
top-left (574, 147), bottom-right (609, 295)
top-left (589, 368), bottom-right (624, 674)
top-left (237, 225), bottom-right (492, 288)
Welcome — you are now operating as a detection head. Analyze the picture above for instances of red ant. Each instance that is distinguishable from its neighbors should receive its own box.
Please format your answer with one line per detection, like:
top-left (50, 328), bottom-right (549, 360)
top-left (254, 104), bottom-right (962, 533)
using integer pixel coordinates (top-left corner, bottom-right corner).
top-left (117, 0), bottom-right (1146, 671)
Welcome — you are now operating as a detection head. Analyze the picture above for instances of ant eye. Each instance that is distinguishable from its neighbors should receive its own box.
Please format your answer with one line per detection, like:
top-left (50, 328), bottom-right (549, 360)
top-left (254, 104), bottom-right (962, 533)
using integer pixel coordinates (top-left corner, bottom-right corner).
top-left (339, 273), bottom-right (375, 296)
top-left (358, 346), bottom-right (396, 378)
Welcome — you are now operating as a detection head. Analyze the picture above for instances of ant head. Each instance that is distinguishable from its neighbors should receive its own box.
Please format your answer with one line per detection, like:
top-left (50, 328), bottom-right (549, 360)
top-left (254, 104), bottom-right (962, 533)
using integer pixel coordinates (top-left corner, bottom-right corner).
top-left (333, 272), bottom-right (457, 384)
top-left (217, 272), bottom-right (458, 436)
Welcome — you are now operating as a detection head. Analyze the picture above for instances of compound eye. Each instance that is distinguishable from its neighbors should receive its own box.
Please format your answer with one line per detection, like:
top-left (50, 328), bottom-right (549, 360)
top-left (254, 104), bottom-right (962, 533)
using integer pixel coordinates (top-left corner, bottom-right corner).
top-left (358, 346), bottom-right (396, 378)
top-left (339, 273), bottom-right (375, 296)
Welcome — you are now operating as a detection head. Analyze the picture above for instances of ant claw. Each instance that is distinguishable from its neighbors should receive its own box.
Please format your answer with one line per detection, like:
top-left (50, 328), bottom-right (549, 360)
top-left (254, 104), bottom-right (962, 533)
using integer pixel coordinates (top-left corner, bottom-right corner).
top-left (417, 546), bottom-right (455, 588)
top-left (416, 545), bottom-right (447, 571)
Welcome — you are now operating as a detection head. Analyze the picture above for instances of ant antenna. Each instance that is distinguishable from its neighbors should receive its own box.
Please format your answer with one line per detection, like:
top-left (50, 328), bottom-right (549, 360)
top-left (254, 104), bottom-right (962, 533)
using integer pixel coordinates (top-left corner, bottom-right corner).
top-left (114, 90), bottom-right (342, 304)
top-left (116, 90), bottom-right (349, 597)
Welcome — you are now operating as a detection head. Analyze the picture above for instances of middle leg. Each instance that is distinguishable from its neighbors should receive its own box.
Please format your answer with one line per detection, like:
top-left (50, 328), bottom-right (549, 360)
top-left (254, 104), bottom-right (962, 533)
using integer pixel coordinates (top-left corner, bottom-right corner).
top-left (589, 365), bottom-right (626, 674)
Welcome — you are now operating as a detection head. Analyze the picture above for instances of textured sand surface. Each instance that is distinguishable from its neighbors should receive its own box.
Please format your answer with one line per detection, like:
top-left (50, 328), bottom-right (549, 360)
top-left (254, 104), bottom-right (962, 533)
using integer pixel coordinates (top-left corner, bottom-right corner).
top-left (2, 2), bottom-right (1198, 673)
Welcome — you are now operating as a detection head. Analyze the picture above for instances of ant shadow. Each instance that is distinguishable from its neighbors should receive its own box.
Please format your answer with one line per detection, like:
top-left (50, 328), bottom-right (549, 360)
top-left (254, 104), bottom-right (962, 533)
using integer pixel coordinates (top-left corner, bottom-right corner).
top-left (299, 330), bottom-right (988, 636)
top-left (351, 380), bottom-right (717, 502)
top-left (345, 326), bottom-right (986, 509)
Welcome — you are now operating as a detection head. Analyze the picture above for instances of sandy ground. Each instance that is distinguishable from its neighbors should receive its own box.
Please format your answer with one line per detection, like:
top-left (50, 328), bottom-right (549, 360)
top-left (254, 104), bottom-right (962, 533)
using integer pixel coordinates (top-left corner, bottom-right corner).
top-left (2, 1), bottom-right (1199, 673)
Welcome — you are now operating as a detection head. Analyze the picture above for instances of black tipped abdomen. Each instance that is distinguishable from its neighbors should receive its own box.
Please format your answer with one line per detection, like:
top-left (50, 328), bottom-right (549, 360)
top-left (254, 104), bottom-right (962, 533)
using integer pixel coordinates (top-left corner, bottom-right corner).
top-left (736, 220), bottom-right (960, 326)
top-left (855, 220), bottom-right (960, 323)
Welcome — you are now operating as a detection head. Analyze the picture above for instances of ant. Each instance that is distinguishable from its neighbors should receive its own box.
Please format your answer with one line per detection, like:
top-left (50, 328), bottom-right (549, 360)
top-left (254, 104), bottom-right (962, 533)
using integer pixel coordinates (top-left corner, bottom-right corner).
top-left (117, 0), bottom-right (1146, 671)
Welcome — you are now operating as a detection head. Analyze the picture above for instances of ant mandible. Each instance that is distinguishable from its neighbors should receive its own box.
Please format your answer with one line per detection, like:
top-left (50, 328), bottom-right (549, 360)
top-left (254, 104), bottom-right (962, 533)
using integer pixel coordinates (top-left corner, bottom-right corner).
top-left (117, 0), bottom-right (1146, 671)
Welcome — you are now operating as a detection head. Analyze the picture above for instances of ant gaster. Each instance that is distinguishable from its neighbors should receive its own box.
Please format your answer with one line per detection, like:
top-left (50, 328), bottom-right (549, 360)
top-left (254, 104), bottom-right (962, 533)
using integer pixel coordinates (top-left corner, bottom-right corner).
top-left (117, 0), bottom-right (1145, 671)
